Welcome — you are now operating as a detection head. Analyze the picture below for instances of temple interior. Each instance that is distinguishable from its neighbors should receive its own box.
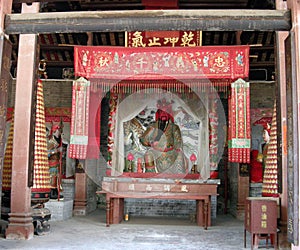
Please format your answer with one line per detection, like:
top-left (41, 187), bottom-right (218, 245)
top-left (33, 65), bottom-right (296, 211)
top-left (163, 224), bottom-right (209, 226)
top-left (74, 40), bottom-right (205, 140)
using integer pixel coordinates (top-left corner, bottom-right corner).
top-left (0, 0), bottom-right (299, 249)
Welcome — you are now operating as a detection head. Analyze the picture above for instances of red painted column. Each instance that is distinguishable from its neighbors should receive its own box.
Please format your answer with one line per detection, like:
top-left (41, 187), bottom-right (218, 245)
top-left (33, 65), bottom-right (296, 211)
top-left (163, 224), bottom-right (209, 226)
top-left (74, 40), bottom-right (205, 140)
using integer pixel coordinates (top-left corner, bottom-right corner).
top-left (73, 33), bottom-right (94, 216)
top-left (276, 28), bottom-right (290, 247)
top-left (73, 161), bottom-right (87, 216)
top-left (0, 0), bottom-right (13, 33)
top-left (276, 1), bottom-right (289, 248)
top-left (287, 0), bottom-right (300, 249)
top-left (5, 3), bottom-right (39, 240)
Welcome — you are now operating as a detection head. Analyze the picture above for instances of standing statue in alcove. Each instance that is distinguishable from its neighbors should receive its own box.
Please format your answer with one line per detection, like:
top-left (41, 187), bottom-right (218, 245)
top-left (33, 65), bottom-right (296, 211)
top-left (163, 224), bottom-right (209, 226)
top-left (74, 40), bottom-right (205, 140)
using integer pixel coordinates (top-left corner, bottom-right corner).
top-left (47, 122), bottom-right (64, 200)
top-left (140, 98), bottom-right (188, 174)
top-left (261, 123), bottom-right (271, 171)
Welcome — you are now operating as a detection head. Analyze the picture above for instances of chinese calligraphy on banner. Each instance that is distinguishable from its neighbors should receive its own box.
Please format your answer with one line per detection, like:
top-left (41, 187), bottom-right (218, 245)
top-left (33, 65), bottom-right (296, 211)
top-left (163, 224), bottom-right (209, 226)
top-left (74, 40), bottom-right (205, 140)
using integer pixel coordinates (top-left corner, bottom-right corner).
top-left (228, 79), bottom-right (250, 163)
top-left (69, 77), bottom-right (90, 159)
top-left (74, 45), bottom-right (249, 80)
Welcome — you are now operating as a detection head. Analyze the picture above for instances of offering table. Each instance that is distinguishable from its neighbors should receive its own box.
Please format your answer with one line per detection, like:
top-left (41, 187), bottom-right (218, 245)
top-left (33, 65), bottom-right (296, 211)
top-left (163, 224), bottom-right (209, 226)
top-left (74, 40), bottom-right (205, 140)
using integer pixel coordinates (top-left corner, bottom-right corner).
top-left (98, 177), bottom-right (220, 229)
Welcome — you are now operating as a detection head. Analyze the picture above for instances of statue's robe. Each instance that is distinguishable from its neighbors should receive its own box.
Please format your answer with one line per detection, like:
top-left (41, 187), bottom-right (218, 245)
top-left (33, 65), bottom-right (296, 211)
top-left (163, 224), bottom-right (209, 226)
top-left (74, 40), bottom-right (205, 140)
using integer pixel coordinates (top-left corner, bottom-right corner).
top-left (140, 120), bottom-right (188, 174)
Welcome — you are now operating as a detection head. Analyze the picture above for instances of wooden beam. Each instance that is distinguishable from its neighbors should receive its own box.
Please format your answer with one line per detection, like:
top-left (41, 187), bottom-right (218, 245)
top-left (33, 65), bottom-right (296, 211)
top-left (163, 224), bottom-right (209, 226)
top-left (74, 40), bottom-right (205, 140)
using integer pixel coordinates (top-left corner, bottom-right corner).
top-left (5, 9), bottom-right (291, 34)
top-left (11, 59), bottom-right (274, 68)
top-left (13, 0), bottom-right (68, 3)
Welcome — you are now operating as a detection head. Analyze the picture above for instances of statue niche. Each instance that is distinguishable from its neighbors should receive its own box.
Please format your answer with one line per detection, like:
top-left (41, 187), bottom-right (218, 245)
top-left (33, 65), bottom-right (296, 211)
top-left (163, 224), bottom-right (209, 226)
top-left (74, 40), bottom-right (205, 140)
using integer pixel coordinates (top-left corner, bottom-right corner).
top-left (124, 98), bottom-right (188, 174)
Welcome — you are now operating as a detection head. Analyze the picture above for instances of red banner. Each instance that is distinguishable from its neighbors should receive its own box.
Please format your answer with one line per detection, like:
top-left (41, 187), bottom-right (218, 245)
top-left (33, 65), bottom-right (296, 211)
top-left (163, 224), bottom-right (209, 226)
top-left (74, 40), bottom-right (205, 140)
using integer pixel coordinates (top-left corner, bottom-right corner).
top-left (69, 77), bottom-right (90, 159)
top-left (228, 79), bottom-right (250, 163)
top-left (126, 31), bottom-right (201, 47)
top-left (74, 45), bottom-right (249, 80)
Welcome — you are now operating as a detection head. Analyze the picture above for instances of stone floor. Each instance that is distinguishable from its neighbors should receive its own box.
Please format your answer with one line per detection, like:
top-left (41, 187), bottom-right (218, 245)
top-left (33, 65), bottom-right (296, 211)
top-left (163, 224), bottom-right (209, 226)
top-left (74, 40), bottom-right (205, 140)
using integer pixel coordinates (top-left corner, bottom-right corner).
top-left (0, 209), bottom-right (291, 250)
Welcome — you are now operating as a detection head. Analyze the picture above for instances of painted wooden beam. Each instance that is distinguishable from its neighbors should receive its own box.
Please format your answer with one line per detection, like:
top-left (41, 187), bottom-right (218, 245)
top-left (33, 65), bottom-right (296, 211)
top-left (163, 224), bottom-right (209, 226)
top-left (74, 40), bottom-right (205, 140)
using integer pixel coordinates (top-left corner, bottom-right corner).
top-left (5, 9), bottom-right (291, 34)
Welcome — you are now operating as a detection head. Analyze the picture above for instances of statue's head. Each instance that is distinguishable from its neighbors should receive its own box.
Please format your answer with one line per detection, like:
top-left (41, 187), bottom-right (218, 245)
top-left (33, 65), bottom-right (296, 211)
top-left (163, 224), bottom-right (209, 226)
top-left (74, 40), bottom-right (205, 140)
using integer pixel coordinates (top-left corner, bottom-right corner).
top-left (262, 124), bottom-right (271, 143)
top-left (155, 98), bottom-right (174, 122)
top-left (49, 122), bottom-right (62, 138)
top-left (253, 117), bottom-right (272, 143)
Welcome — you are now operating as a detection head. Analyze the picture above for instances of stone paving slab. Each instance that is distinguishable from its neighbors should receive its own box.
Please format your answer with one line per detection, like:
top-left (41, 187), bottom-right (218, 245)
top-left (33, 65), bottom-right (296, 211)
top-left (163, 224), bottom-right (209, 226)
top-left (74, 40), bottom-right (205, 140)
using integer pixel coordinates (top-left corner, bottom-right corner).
top-left (0, 209), bottom-right (290, 250)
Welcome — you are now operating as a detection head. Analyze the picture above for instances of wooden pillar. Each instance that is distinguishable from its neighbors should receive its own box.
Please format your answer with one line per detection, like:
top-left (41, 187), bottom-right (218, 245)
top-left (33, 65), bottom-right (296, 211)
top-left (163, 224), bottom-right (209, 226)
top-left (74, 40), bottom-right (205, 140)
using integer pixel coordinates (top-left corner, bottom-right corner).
top-left (236, 164), bottom-right (249, 220)
top-left (5, 3), bottom-right (39, 240)
top-left (0, 0), bottom-right (12, 216)
top-left (73, 33), bottom-right (93, 216)
top-left (73, 161), bottom-right (87, 216)
top-left (0, 0), bottom-right (13, 33)
top-left (287, 0), bottom-right (300, 249)
top-left (275, 1), bottom-right (289, 249)
top-left (276, 28), bottom-right (290, 249)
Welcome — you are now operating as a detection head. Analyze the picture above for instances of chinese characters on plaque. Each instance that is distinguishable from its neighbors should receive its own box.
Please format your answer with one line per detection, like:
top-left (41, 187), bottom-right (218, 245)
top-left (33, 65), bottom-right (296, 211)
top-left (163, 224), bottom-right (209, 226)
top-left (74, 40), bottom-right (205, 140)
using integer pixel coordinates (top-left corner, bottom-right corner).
top-left (126, 31), bottom-right (202, 47)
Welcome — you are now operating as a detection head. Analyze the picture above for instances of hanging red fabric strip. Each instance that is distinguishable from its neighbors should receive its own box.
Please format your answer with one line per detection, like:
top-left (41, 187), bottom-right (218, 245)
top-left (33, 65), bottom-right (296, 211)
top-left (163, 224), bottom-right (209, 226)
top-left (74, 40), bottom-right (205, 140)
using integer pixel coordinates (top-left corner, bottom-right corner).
top-left (69, 78), bottom-right (90, 159)
top-left (228, 79), bottom-right (250, 163)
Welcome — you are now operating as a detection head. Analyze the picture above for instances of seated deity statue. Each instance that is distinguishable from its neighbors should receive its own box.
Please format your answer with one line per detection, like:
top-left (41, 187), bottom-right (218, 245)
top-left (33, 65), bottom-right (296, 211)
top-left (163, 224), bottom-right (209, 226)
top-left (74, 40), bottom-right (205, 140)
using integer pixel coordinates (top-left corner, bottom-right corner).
top-left (140, 99), bottom-right (188, 174)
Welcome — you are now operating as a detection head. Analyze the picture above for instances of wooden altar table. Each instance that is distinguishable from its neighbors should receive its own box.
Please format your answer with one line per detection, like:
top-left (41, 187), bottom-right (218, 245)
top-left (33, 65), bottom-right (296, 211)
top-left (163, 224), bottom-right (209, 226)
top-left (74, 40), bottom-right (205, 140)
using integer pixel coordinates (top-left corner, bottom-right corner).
top-left (98, 177), bottom-right (220, 229)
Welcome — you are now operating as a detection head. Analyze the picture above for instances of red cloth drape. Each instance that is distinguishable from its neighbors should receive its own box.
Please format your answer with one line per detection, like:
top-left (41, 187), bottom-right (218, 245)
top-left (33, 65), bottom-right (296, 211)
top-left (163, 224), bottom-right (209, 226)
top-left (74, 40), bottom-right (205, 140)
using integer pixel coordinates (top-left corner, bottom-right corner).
top-left (86, 88), bottom-right (101, 158)
top-left (74, 45), bottom-right (249, 80)
top-left (72, 45), bottom-right (250, 163)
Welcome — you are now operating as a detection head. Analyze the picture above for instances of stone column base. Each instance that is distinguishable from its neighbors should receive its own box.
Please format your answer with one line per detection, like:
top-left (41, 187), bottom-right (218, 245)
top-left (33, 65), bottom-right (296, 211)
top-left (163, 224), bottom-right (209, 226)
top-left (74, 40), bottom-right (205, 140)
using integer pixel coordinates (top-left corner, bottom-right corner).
top-left (73, 206), bottom-right (87, 216)
top-left (5, 213), bottom-right (34, 240)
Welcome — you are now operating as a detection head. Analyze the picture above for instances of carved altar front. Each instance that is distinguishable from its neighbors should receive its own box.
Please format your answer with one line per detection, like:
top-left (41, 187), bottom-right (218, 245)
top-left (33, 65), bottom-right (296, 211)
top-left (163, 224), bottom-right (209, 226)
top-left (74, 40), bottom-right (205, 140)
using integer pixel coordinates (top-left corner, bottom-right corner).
top-left (99, 177), bottom-right (220, 229)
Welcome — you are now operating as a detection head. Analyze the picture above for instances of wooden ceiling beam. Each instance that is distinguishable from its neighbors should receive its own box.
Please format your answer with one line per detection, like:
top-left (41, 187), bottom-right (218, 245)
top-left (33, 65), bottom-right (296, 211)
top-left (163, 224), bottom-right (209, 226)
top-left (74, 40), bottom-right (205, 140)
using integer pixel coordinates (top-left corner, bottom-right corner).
top-left (11, 59), bottom-right (274, 68)
top-left (79, 4), bottom-right (144, 10)
top-left (13, 0), bottom-right (71, 3)
top-left (179, 3), bottom-right (248, 8)
top-left (5, 9), bottom-right (291, 34)
top-left (249, 62), bottom-right (275, 67)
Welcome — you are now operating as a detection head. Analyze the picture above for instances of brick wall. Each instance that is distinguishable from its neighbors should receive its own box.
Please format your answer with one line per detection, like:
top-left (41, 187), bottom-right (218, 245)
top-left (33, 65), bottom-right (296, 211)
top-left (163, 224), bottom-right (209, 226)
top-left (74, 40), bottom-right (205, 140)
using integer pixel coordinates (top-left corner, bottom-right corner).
top-left (8, 79), bottom-right (73, 108)
top-left (124, 197), bottom-right (217, 219)
top-left (250, 81), bottom-right (275, 109)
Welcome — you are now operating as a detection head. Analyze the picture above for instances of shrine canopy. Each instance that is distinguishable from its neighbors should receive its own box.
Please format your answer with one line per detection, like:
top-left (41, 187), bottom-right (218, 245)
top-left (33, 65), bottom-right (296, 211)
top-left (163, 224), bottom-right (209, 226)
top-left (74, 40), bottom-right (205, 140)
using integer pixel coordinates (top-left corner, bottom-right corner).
top-left (74, 45), bottom-right (249, 80)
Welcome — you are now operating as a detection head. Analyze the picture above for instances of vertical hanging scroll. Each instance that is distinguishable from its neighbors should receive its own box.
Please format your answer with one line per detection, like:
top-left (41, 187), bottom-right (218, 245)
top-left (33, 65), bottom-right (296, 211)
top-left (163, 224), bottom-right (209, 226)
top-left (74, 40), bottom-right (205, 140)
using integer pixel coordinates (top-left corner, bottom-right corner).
top-left (228, 78), bottom-right (250, 163)
top-left (69, 77), bottom-right (90, 159)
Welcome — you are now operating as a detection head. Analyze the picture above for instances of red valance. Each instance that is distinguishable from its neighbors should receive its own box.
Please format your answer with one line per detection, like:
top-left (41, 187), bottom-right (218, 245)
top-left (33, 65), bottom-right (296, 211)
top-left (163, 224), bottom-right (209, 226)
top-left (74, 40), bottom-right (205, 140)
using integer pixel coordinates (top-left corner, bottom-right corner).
top-left (74, 45), bottom-right (249, 80)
